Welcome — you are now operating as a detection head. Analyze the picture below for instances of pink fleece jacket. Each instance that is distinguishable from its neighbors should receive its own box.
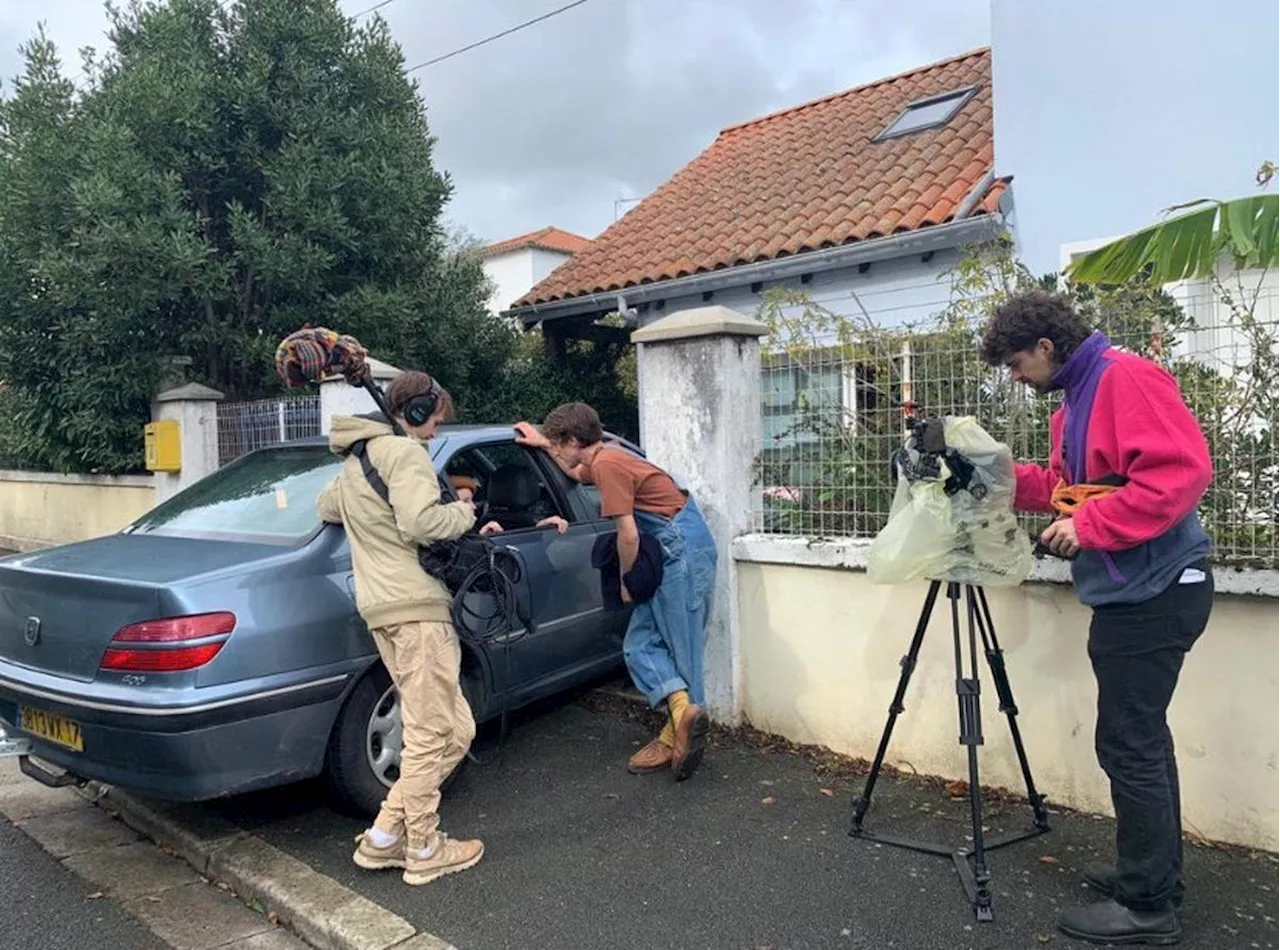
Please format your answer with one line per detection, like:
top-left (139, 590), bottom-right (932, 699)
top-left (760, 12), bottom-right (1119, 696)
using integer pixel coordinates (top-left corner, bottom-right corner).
top-left (1014, 343), bottom-right (1213, 552)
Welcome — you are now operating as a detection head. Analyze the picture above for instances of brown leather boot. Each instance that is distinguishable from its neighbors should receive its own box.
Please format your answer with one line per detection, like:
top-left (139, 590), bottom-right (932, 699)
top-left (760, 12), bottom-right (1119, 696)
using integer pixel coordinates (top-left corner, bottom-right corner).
top-left (627, 738), bottom-right (673, 774)
top-left (671, 704), bottom-right (709, 781)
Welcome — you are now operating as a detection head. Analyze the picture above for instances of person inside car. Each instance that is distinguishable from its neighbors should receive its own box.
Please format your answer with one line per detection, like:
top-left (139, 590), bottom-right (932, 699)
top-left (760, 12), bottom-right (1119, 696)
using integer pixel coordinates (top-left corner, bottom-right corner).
top-left (515, 403), bottom-right (718, 782)
top-left (316, 370), bottom-right (485, 887)
top-left (453, 484), bottom-right (568, 536)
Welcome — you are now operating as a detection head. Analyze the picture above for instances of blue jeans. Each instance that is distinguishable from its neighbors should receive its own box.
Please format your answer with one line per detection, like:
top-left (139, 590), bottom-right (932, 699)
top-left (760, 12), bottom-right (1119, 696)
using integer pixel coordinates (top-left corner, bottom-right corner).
top-left (624, 496), bottom-right (717, 709)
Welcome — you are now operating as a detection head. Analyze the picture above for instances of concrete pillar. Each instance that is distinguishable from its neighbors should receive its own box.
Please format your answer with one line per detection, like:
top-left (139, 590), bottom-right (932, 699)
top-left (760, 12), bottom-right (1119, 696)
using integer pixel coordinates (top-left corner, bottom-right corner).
top-left (150, 383), bottom-right (224, 504)
top-left (320, 357), bottom-right (402, 433)
top-left (631, 305), bottom-right (767, 723)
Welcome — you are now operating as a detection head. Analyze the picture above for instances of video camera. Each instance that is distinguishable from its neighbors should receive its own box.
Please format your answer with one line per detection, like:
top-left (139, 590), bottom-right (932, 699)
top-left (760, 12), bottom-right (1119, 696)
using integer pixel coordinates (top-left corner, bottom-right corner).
top-left (867, 413), bottom-right (1034, 588)
top-left (891, 416), bottom-right (987, 502)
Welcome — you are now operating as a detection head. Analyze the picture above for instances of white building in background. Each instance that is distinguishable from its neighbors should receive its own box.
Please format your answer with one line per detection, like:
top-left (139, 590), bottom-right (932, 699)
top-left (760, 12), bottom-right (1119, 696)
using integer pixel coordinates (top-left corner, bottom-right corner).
top-left (1060, 238), bottom-right (1278, 373)
top-left (476, 226), bottom-right (591, 315)
top-left (992, 0), bottom-right (1279, 277)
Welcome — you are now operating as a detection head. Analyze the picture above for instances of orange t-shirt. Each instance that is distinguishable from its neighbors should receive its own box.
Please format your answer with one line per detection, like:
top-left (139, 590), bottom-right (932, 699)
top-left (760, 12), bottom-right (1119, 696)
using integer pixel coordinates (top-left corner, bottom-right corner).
top-left (589, 445), bottom-right (686, 519)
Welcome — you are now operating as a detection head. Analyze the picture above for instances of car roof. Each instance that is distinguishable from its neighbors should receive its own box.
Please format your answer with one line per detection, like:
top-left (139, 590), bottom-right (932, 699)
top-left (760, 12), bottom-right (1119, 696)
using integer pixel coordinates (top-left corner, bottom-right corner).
top-left (287, 424), bottom-right (641, 454)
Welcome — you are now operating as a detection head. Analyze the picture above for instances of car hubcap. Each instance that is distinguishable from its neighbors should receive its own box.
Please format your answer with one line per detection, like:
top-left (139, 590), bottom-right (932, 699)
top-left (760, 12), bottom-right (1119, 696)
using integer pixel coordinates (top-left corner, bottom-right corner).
top-left (365, 685), bottom-right (402, 789)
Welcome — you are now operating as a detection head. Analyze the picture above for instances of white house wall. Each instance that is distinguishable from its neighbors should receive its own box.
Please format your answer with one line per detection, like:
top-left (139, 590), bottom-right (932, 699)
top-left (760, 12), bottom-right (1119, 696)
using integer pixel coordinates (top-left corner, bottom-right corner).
top-left (634, 249), bottom-right (965, 450)
top-left (482, 249), bottom-right (536, 315)
top-left (530, 248), bottom-right (573, 287)
top-left (1165, 265), bottom-right (1279, 371)
top-left (992, 0), bottom-right (1280, 276)
top-left (637, 248), bottom-right (964, 332)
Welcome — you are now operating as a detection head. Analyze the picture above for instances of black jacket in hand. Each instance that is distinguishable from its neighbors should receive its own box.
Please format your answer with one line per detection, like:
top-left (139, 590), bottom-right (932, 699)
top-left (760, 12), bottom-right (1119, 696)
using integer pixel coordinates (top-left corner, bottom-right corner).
top-left (591, 532), bottom-right (664, 609)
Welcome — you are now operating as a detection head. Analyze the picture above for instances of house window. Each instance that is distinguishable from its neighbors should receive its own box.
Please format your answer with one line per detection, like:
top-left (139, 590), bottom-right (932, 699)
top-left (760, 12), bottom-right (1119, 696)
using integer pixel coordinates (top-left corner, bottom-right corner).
top-left (873, 86), bottom-right (977, 141)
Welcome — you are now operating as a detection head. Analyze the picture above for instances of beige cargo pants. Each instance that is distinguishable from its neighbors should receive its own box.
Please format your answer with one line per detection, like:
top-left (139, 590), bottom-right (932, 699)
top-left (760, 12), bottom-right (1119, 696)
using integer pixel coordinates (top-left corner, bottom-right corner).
top-left (368, 620), bottom-right (476, 849)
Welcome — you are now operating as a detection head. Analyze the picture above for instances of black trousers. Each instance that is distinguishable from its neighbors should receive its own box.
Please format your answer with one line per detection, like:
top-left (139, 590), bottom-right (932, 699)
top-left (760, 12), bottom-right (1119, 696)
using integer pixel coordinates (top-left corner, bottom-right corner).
top-left (1087, 562), bottom-right (1213, 912)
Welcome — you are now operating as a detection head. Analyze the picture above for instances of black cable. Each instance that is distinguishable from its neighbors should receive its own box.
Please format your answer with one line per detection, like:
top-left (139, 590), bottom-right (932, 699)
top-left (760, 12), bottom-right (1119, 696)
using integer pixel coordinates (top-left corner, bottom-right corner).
top-left (350, 0), bottom-right (398, 18)
top-left (451, 546), bottom-right (527, 767)
top-left (404, 0), bottom-right (589, 73)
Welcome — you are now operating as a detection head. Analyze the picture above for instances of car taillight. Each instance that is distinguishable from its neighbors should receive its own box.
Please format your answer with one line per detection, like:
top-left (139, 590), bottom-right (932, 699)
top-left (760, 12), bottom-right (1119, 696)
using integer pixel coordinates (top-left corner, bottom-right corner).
top-left (101, 612), bottom-right (236, 673)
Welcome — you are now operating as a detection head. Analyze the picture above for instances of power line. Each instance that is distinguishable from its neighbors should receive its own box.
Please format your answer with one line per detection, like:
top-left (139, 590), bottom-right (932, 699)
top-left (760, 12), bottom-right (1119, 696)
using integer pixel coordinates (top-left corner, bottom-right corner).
top-left (350, 0), bottom-right (398, 18)
top-left (61, 0), bottom-right (584, 89)
top-left (404, 0), bottom-right (589, 74)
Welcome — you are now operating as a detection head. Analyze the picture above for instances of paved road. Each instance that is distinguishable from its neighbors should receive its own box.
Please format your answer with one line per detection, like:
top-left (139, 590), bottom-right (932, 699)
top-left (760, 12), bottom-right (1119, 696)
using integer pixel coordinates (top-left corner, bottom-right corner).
top-left (0, 818), bottom-right (162, 950)
top-left (202, 696), bottom-right (1278, 950)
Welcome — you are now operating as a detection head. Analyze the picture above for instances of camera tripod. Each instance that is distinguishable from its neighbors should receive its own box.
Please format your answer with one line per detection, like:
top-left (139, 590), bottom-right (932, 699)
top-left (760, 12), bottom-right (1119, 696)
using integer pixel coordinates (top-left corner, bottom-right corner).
top-left (849, 579), bottom-right (1051, 922)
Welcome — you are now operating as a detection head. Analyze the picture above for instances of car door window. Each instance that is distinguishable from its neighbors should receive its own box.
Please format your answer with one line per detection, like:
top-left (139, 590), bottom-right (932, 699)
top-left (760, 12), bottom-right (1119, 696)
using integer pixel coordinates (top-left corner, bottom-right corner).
top-left (541, 464), bottom-right (602, 523)
top-left (444, 442), bottom-right (569, 532)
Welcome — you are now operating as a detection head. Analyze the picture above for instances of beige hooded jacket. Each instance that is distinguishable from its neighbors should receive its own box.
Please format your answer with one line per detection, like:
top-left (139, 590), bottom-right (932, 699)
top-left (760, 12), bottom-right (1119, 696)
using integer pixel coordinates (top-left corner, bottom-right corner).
top-left (316, 415), bottom-right (475, 629)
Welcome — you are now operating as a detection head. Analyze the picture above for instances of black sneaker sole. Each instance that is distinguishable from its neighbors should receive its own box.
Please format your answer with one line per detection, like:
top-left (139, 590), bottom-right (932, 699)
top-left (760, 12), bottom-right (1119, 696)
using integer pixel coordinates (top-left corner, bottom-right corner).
top-left (1057, 921), bottom-right (1182, 946)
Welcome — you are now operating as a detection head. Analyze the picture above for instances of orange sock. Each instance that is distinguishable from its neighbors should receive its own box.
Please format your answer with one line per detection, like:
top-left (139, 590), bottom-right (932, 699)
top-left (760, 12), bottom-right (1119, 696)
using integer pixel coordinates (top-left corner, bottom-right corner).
top-left (667, 690), bottom-right (690, 728)
top-left (658, 719), bottom-right (675, 746)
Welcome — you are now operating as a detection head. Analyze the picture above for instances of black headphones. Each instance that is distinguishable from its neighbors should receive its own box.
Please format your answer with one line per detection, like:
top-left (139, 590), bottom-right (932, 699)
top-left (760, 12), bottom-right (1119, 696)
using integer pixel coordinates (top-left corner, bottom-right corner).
top-left (401, 377), bottom-right (441, 427)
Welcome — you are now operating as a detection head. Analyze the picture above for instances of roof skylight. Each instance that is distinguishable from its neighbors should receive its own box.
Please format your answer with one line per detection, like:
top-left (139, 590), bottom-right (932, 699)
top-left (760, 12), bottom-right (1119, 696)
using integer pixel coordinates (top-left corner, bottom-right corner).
top-left (874, 86), bottom-right (977, 141)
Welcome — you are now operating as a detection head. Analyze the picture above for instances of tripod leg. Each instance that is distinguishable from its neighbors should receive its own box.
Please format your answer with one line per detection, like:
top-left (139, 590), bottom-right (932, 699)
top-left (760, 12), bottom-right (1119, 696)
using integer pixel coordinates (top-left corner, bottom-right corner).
top-left (957, 585), bottom-right (993, 921)
top-left (850, 579), bottom-right (942, 835)
top-left (974, 587), bottom-right (1051, 833)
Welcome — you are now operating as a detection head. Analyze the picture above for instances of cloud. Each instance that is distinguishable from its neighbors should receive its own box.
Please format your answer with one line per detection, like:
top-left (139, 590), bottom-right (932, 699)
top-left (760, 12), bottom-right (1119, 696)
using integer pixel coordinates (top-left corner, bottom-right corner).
top-left (0, 0), bottom-right (990, 243)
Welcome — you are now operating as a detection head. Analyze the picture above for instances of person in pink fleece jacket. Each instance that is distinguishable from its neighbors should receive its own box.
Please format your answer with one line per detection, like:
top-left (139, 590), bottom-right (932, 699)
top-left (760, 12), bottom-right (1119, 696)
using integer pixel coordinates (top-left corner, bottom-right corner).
top-left (979, 289), bottom-right (1214, 947)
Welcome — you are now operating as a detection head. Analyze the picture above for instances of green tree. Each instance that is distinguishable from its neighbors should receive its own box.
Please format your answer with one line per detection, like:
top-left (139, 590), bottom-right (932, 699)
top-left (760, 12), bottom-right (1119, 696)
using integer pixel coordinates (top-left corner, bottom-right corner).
top-left (0, 0), bottom-right (624, 473)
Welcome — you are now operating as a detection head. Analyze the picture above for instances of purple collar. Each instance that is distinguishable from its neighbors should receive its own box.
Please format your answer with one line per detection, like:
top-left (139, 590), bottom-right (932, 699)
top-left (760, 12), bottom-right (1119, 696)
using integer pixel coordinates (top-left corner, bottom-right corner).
top-left (1050, 331), bottom-right (1111, 395)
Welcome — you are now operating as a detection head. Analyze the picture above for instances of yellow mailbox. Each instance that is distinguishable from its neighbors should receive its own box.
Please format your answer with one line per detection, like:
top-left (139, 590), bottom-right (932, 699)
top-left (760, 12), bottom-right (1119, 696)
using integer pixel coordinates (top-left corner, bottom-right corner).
top-left (144, 420), bottom-right (181, 472)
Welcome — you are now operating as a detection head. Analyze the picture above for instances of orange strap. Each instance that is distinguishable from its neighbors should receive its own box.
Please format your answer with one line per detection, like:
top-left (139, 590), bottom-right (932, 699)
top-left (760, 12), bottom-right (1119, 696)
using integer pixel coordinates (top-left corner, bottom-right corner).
top-left (1051, 478), bottom-right (1121, 516)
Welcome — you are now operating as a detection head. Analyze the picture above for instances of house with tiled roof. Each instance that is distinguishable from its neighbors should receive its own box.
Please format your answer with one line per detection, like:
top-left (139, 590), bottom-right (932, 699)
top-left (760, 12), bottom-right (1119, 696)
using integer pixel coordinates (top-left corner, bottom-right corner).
top-left (476, 226), bottom-right (592, 315)
top-left (505, 46), bottom-right (1010, 452)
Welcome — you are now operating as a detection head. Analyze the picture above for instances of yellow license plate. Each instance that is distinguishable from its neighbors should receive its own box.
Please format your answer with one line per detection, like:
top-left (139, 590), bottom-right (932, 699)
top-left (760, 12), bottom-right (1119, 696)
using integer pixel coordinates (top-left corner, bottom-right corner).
top-left (19, 705), bottom-right (83, 752)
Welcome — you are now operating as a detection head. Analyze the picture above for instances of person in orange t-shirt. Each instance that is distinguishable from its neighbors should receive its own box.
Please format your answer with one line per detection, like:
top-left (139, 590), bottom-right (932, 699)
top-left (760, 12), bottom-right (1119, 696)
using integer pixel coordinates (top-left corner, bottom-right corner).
top-left (516, 403), bottom-right (717, 781)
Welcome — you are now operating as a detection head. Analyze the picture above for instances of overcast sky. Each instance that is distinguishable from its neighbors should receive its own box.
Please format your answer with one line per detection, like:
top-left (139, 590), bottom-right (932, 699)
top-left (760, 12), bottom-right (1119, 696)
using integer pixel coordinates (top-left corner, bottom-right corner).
top-left (0, 0), bottom-right (991, 246)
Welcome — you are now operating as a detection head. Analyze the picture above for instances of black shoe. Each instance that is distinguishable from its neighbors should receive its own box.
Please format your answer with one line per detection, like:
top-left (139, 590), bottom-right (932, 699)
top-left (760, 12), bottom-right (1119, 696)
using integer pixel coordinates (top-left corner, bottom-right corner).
top-left (1083, 864), bottom-right (1185, 910)
top-left (1083, 863), bottom-right (1118, 896)
top-left (1058, 898), bottom-right (1182, 946)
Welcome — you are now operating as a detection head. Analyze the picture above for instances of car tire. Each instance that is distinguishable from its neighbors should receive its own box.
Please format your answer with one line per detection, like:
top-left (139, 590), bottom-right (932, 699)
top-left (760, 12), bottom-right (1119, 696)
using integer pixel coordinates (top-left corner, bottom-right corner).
top-left (324, 661), bottom-right (483, 820)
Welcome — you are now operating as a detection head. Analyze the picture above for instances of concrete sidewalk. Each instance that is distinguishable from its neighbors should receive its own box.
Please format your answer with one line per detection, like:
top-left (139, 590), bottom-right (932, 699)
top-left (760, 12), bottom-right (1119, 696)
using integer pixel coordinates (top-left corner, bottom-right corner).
top-left (191, 693), bottom-right (1275, 950)
top-left (0, 758), bottom-right (310, 950)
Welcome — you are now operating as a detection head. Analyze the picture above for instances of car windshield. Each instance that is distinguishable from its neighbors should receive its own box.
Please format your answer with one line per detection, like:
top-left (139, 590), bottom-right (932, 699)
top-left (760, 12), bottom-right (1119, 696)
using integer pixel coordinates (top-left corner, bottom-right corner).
top-left (127, 445), bottom-right (343, 545)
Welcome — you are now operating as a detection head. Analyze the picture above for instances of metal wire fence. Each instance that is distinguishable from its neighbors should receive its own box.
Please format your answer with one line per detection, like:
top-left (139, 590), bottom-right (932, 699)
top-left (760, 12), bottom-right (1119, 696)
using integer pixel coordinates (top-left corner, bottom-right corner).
top-left (217, 394), bottom-right (322, 467)
top-left (753, 274), bottom-right (1279, 569)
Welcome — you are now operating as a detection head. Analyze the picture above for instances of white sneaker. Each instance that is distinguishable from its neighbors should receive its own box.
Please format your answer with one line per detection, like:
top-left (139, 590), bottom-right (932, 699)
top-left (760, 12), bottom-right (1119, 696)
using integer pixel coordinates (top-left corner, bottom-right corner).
top-left (403, 832), bottom-right (484, 885)
top-left (353, 829), bottom-right (406, 870)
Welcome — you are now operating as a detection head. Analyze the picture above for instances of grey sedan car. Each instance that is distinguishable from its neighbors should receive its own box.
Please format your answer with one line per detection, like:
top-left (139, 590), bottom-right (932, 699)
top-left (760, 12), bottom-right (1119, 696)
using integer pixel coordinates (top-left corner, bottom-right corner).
top-left (0, 425), bottom-right (633, 816)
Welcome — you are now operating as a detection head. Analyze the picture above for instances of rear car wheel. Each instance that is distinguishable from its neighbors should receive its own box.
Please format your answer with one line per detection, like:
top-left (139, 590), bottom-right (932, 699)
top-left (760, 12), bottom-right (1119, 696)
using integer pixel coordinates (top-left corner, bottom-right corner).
top-left (324, 662), bottom-right (483, 818)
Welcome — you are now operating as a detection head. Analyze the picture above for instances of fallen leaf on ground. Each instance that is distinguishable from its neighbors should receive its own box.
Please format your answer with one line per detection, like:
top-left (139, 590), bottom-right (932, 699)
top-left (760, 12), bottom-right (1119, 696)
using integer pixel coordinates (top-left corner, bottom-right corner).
top-left (820, 788), bottom-right (834, 797)
top-left (1035, 934), bottom-right (1052, 944)
top-left (145, 895), bottom-right (163, 903)
top-left (1039, 855), bottom-right (1060, 866)
top-left (602, 793), bottom-right (619, 801)
top-left (87, 892), bottom-right (104, 900)
top-left (945, 779), bottom-right (968, 798)
top-left (761, 796), bottom-right (776, 805)
top-left (267, 911), bottom-right (279, 925)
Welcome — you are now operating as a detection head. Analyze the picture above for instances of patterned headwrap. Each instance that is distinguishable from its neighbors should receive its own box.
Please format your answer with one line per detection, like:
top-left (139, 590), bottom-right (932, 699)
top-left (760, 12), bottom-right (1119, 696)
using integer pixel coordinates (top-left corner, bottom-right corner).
top-left (275, 325), bottom-right (370, 388)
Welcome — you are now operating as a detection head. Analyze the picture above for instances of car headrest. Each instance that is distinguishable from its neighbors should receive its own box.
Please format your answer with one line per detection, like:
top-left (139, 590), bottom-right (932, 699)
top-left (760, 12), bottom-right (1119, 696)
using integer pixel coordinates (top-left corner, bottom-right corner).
top-left (487, 463), bottom-right (543, 510)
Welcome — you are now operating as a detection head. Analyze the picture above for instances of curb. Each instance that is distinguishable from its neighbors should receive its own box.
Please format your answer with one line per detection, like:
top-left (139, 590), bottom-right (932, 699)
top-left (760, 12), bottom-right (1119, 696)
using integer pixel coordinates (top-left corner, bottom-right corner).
top-left (82, 780), bottom-right (458, 950)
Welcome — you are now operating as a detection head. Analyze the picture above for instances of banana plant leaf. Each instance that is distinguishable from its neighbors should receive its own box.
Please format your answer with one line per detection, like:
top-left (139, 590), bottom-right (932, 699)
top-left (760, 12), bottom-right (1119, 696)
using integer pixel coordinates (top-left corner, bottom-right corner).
top-left (1066, 193), bottom-right (1278, 285)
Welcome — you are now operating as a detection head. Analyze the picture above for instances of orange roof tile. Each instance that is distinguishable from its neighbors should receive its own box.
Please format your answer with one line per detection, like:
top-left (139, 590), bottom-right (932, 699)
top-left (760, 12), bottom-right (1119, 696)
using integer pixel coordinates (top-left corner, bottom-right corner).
top-left (515, 48), bottom-right (1004, 309)
top-left (478, 226), bottom-right (592, 258)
